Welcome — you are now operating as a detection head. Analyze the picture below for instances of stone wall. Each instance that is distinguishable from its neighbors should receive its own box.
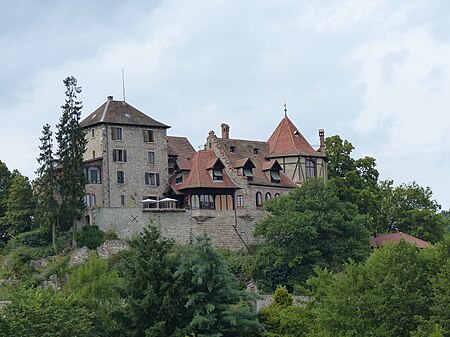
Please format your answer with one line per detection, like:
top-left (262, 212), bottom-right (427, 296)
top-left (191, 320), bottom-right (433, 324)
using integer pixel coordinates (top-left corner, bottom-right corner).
top-left (89, 207), bottom-right (268, 250)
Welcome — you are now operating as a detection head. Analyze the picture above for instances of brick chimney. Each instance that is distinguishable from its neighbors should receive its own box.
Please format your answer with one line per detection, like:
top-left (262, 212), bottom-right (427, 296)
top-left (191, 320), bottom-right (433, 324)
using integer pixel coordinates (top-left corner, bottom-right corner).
top-left (221, 123), bottom-right (230, 139)
top-left (319, 128), bottom-right (325, 153)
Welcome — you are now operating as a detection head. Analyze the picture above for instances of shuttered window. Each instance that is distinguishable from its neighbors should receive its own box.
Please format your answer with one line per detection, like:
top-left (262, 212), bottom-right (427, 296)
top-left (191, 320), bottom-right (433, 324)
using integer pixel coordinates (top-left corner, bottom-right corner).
top-left (111, 127), bottom-right (123, 141)
top-left (145, 173), bottom-right (160, 186)
top-left (112, 149), bottom-right (127, 162)
top-left (144, 129), bottom-right (155, 143)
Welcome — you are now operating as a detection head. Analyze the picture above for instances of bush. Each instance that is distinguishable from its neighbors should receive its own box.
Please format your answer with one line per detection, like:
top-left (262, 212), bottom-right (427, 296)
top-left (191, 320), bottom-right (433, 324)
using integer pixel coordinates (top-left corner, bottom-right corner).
top-left (1, 246), bottom-right (51, 279)
top-left (6, 228), bottom-right (51, 249)
top-left (77, 225), bottom-right (105, 250)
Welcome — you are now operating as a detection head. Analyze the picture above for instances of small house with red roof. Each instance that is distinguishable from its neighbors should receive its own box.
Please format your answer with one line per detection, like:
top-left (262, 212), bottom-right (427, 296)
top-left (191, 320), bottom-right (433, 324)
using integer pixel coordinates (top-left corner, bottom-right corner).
top-left (370, 232), bottom-right (431, 249)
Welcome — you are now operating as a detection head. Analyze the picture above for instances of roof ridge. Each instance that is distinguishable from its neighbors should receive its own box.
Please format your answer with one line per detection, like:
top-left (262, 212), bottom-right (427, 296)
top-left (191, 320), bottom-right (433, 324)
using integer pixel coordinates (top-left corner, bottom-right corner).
top-left (100, 100), bottom-right (110, 122)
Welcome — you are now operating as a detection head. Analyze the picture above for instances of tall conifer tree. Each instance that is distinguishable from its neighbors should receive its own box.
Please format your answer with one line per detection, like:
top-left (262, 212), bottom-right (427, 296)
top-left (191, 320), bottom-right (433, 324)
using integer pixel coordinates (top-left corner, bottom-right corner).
top-left (56, 76), bottom-right (86, 246)
top-left (35, 123), bottom-right (58, 252)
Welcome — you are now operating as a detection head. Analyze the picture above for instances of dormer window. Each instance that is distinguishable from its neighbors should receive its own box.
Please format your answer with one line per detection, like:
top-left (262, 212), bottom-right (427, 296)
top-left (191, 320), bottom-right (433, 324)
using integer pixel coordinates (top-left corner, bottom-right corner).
top-left (213, 168), bottom-right (223, 181)
top-left (176, 174), bottom-right (183, 184)
top-left (243, 168), bottom-right (253, 181)
top-left (253, 148), bottom-right (259, 155)
top-left (270, 170), bottom-right (281, 183)
top-left (293, 130), bottom-right (300, 137)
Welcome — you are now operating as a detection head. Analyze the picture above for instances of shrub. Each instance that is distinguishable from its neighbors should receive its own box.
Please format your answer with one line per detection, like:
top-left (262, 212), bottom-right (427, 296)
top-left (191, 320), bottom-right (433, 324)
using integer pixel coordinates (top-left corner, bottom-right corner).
top-left (6, 228), bottom-right (51, 249)
top-left (77, 225), bottom-right (105, 250)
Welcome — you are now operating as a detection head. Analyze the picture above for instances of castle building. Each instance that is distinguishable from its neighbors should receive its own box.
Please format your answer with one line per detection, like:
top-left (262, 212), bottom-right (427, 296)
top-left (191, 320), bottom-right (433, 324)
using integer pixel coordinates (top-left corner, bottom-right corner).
top-left (79, 97), bottom-right (327, 249)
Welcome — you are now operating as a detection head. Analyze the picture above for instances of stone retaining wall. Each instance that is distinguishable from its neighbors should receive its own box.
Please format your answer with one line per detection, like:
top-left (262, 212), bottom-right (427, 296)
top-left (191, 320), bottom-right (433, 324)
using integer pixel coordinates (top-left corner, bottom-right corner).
top-left (88, 207), bottom-right (268, 250)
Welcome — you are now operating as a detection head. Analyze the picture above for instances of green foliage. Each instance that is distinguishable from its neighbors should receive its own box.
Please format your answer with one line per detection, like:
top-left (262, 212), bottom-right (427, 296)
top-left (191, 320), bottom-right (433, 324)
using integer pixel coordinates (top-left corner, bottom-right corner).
top-left (65, 255), bottom-right (124, 336)
top-left (255, 178), bottom-right (370, 289)
top-left (56, 76), bottom-right (87, 233)
top-left (35, 123), bottom-right (59, 252)
top-left (0, 159), bottom-right (12, 222)
top-left (0, 287), bottom-right (106, 337)
top-left (310, 241), bottom-right (434, 337)
top-left (118, 224), bottom-right (188, 337)
top-left (258, 287), bottom-right (310, 337)
top-left (1, 246), bottom-right (51, 280)
top-left (7, 228), bottom-right (51, 248)
top-left (325, 134), bottom-right (445, 243)
top-left (219, 248), bottom-right (258, 286)
top-left (2, 172), bottom-right (35, 235)
top-left (177, 235), bottom-right (262, 337)
top-left (77, 225), bottom-right (107, 249)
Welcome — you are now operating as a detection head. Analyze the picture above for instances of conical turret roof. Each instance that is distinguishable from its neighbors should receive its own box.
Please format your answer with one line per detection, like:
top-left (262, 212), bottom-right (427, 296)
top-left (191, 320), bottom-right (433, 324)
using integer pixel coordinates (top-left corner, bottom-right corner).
top-left (267, 116), bottom-right (325, 157)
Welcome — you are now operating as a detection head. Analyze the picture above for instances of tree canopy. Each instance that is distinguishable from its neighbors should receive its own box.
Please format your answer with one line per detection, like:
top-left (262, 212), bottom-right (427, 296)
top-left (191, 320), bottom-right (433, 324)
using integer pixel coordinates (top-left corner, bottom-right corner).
top-left (254, 178), bottom-right (371, 289)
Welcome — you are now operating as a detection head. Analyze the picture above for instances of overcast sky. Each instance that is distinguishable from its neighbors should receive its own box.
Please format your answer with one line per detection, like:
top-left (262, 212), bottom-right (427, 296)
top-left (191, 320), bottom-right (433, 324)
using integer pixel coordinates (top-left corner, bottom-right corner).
top-left (1, 0), bottom-right (450, 209)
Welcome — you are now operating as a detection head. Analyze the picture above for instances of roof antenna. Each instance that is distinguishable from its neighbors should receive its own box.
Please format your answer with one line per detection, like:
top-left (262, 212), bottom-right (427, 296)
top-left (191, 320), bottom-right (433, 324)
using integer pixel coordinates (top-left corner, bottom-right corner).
top-left (284, 101), bottom-right (287, 117)
top-left (122, 69), bottom-right (126, 102)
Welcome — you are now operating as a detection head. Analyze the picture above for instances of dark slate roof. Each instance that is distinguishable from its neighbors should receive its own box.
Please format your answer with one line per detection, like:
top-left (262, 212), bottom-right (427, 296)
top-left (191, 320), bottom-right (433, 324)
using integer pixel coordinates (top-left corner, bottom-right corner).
top-left (370, 232), bottom-right (431, 248)
top-left (268, 116), bottom-right (325, 157)
top-left (167, 136), bottom-right (196, 160)
top-left (80, 97), bottom-right (170, 129)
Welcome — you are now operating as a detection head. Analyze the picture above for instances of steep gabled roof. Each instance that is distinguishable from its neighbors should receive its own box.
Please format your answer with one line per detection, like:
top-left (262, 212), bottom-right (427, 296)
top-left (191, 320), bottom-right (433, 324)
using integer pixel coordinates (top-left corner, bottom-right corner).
top-left (167, 136), bottom-right (196, 160)
top-left (268, 116), bottom-right (325, 157)
top-left (370, 232), bottom-right (431, 249)
top-left (177, 150), bottom-right (239, 190)
top-left (80, 97), bottom-right (169, 129)
top-left (214, 138), bottom-right (297, 188)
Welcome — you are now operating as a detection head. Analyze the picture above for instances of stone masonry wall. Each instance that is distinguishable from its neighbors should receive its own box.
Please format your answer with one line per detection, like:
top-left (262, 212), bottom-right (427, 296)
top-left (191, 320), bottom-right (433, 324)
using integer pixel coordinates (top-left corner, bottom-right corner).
top-left (89, 207), bottom-right (268, 250)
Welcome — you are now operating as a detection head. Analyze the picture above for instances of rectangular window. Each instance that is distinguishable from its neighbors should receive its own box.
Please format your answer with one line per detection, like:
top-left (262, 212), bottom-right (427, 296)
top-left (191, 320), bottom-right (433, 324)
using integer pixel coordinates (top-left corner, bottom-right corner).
top-left (91, 129), bottom-right (95, 137)
top-left (213, 168), bottom-right (223, 181)
top-left (120, 195), bottom-right (125, 206)
top-left (112, 149), bottom-right (127, 162)
top-left (145, 172), bottom-right (160, 186)
top-left (237, 195), bottom-right (244, 208)
top-left (111, 127), bottom-right (123, 141)
top-left (144, 129), bottom-right (155, 143)
top-left (117, 171), bottom-right (124, 184)
top-left (148, 151), bottom-right (155, 165)
top-left (92, 151), bottom-right (95, 159)
top-left (86, 167), bottom-right (101, 183)
top-left (85, 194), bottom-right (96, 207)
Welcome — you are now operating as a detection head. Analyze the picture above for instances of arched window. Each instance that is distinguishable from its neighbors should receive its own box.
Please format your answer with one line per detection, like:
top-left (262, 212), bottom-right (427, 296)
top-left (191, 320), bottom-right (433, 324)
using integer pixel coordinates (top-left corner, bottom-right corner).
top-left (306, 159), bottom-right (316, 178)
top-left (256, 192), bottom-right (262, 207)
top-left (265, 192), bottom-right (271, 201)
top-left (274, 193), bottom-right (280, 198)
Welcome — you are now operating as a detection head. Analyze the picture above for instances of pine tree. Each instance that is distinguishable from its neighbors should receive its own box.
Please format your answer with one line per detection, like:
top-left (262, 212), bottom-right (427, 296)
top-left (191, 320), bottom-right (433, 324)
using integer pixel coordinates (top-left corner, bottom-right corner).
top-left (176, 235), bottom-right (262, 337)
top-left (0, 160), bottom-right (12, 232)
top-left (35, 123), bottom-right (58, 252)
top-left (55, 76), bottom-right (87, 246)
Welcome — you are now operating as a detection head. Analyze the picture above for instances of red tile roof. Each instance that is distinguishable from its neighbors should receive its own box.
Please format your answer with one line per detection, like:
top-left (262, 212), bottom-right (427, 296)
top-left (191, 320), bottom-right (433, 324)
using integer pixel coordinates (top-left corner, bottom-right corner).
top-left (80, 98), bottom-right (169, 129)
top-left (177, 150), bottom-right (239, 190)
top-left (370, 232), bottom-right (431, 249)
top-left (268, 116), bottom-right (325, 157)
top-left (167, 136), bottom-right (196, 161)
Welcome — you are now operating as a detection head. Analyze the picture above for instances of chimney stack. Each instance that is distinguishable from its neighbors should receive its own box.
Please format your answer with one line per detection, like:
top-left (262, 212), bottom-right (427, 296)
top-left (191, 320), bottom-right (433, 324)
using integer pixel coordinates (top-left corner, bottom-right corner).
top-left (107, 95), bottom-right (113, 101)
top-left (319, 128), bottom-right (325, 153)
top-left (221, 123), bottom-right (230, 139)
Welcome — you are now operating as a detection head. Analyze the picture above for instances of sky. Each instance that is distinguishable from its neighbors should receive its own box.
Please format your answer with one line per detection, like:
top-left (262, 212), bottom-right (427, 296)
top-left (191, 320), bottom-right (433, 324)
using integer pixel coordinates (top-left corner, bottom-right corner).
top-left (1, 0), bottom-right (450, 209)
